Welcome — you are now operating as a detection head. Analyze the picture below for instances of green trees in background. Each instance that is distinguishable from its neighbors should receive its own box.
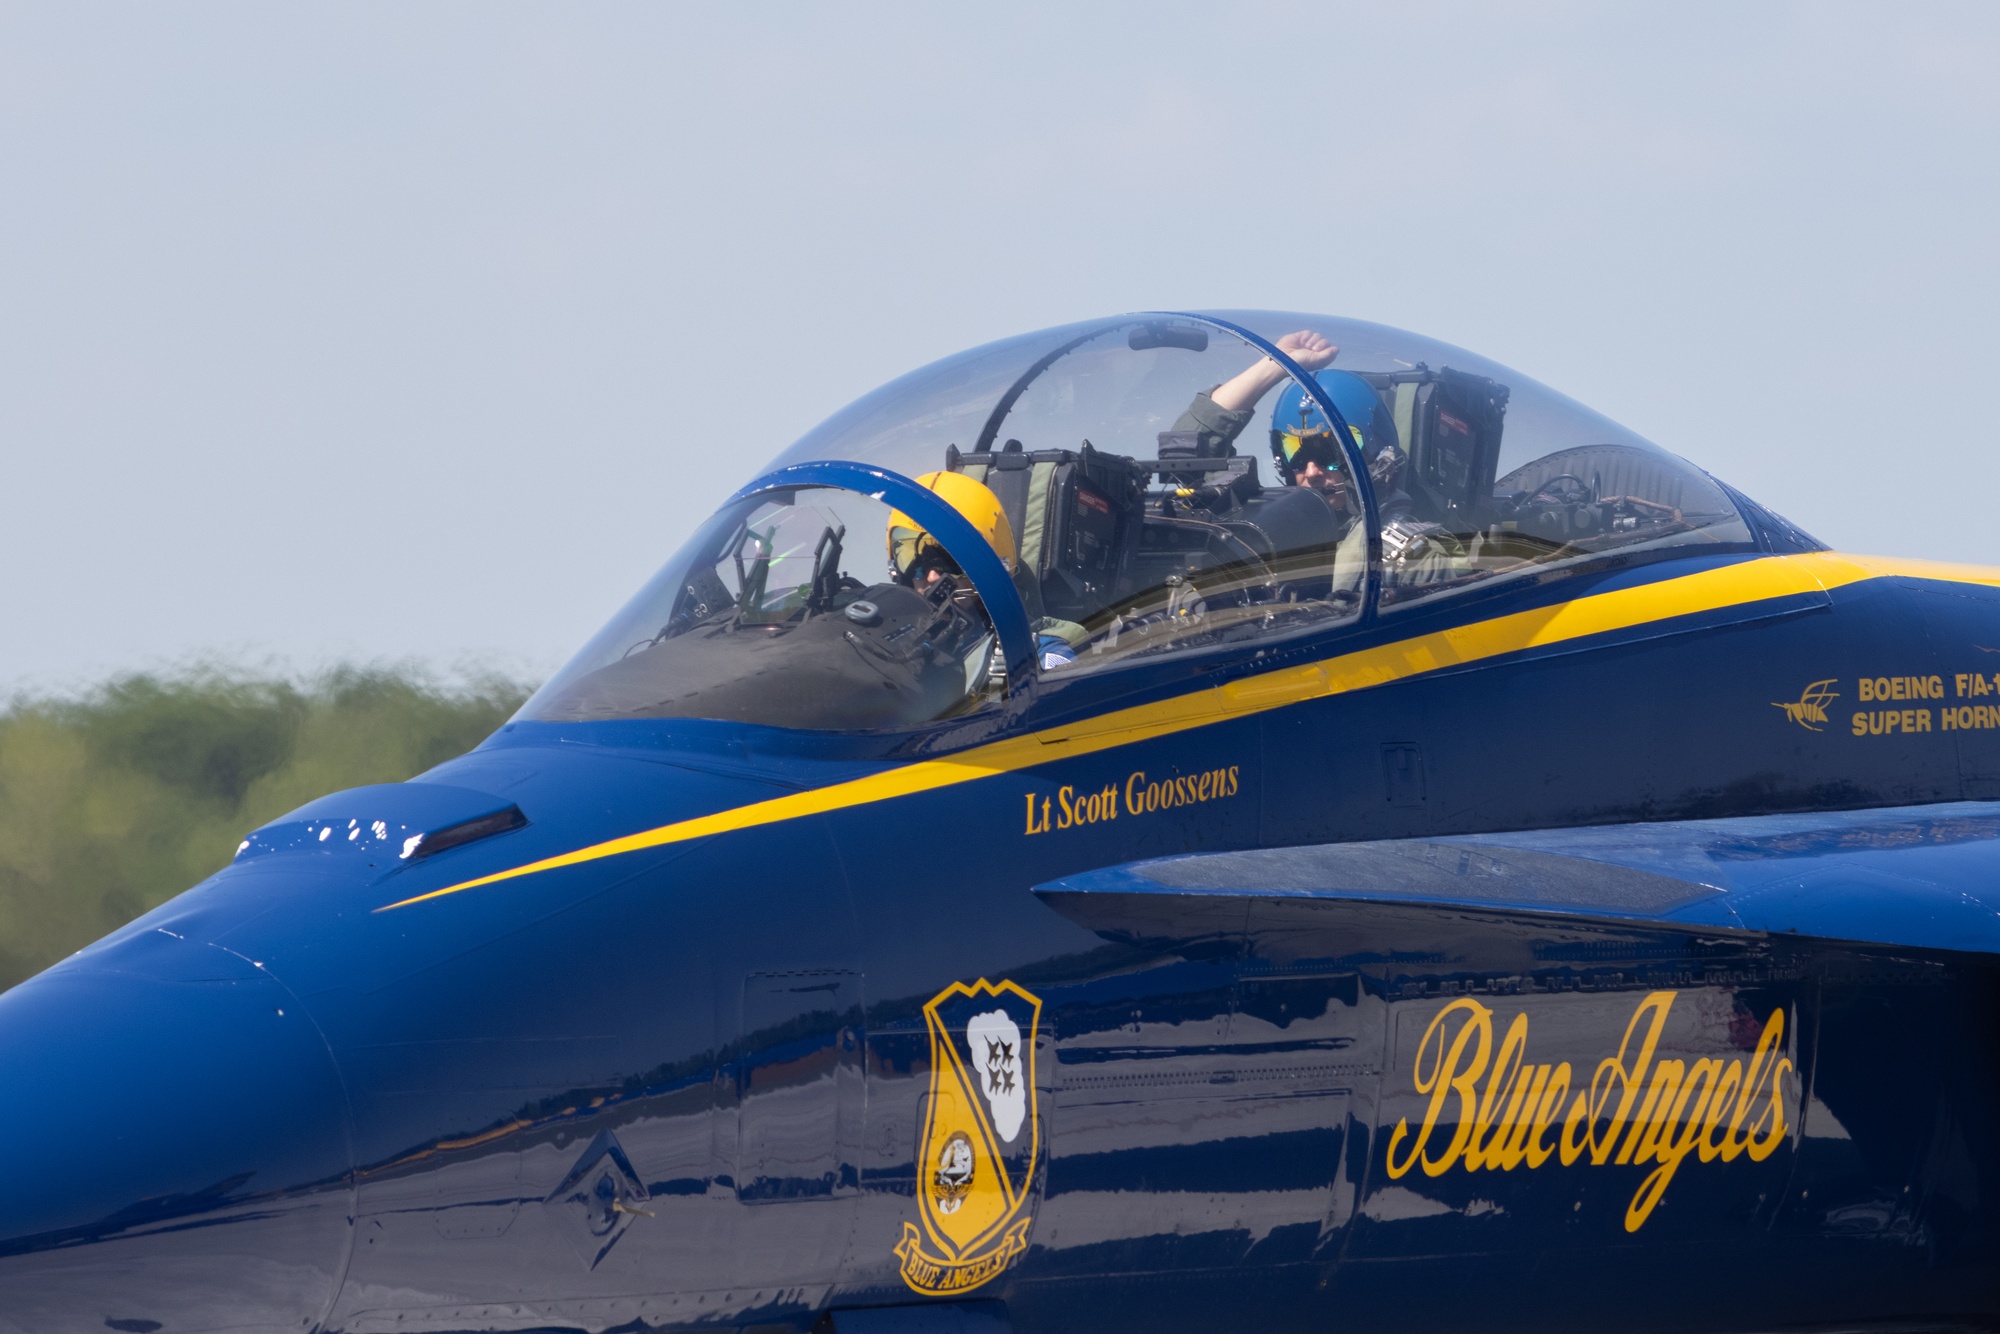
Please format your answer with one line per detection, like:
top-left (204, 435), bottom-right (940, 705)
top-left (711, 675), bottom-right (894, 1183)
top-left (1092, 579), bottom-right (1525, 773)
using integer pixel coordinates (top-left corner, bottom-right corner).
top-left (0, 667), bottom-right (531, 991)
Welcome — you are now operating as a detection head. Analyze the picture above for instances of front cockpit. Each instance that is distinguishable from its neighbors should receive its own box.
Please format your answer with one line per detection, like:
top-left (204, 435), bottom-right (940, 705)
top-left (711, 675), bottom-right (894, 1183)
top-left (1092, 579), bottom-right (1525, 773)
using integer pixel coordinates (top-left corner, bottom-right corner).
top-left (530, 485), bottom-right (1009, 731)
top-left (522, 312), bottom-right (1789, 732)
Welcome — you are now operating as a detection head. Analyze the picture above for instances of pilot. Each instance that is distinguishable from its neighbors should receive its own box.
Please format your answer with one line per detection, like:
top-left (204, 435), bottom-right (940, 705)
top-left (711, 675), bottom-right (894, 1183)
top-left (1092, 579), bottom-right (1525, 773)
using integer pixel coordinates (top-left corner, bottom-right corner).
top-left (887, 471), bottom-right (1087, 672)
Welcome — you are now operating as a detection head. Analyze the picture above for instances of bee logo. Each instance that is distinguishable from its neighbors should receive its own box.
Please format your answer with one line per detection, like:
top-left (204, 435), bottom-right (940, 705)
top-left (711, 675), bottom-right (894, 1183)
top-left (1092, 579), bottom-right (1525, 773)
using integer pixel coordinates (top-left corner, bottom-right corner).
top-left (1773, 679), bottom-right (1839, 731)
top-left (933, 1132), bottom-right (975, 1214)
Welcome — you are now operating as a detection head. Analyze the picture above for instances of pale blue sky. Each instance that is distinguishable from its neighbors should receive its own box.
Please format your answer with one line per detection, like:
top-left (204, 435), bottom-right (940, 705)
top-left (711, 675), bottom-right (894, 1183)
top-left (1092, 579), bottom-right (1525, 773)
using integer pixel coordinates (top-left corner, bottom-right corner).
top-left (4, 3), bottom-right (1997, 688)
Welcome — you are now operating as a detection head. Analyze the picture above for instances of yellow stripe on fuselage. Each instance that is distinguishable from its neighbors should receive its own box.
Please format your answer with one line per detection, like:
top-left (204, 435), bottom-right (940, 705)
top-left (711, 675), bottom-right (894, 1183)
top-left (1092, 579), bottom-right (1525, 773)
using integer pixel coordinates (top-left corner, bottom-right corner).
top-left (377, 551), bottom-right (2000, 911)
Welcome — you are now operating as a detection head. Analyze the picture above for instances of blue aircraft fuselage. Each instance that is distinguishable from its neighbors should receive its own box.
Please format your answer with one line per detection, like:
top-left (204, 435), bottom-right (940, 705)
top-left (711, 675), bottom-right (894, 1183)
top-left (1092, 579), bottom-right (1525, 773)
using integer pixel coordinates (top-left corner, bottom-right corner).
top-left (1, 546), bottom-right (1996, 1333)
top-left (2, 310), bottom-right (1997, 1334)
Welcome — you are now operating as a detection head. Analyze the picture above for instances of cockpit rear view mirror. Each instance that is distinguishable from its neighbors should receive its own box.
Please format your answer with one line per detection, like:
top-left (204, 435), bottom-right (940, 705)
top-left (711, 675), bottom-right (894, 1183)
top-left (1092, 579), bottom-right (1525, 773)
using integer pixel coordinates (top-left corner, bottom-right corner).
top-left (1127, 321), bottom-right (1208, 353)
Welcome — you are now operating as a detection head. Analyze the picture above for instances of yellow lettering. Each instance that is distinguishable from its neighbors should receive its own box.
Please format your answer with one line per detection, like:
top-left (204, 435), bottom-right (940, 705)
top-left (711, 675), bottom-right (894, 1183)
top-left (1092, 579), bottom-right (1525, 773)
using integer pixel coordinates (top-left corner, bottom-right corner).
top-left (1024, 793), bottom-right (1044, 835)
top-left (1741, 1008), bottom-right (1792, 1162)
top-left (1957, 673), bottom-right (1969, 698)
top-left (1198, 773), bottom-right (1214, 802)
top-left (1491, 1063), bottom-right (1550, 1171)
top-left (1575, 991), bottom-right (1675, 1165)
top-left (1700, 1060), bottom-right (1742, 1162)
top-left (1917, 709), bottom-right (1932, 732)
top-left (1928, 675), bottom-right (1943, 699)
top-left (1527, 1063), bottom-right (1570, 1168)
top-left (1746, 1054), bottom-right (1793, 1161)
top-left (1624, 1058), bottom-right (1721, 1231)
top-left (1622, 1059), bottom-right (1686, 1165)
top-left (1056, 786), bottom-right (1074, 829)
top-left (1624, 1056), bottom-right (1704, 1160)
top-left (1227, 765), bottom-right (1240, 796)
top-left (1852, 712), bottom-right (1868, 736)
top-left (1724, 1007), bottom-right (1785, 1161)
top-left (1561, 1079), bottom-right (1592, 1165)
top-left (1860, 677), bottom-right (1876, 702)
top-left (1388, 992), bottom-right (1789, 1229)
top-left (1463, 1013), bottom-right (1529, 1171)
top-left (1385, 999), bottom-right (1492, 1179)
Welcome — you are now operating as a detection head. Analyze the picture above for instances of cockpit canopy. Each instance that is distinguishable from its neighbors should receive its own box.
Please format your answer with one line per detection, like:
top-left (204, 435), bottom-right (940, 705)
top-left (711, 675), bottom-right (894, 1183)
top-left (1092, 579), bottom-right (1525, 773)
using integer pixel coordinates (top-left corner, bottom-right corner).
top-left (522, 311), bottom-right (1780, 732)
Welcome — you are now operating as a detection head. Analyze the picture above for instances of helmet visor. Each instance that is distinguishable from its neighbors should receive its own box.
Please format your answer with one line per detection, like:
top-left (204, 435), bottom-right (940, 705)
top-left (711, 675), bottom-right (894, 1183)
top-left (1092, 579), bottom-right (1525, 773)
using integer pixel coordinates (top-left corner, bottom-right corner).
top-left (889, 525), bottom-right (961, 581)
top-left (1277, 431), bottom-right (1344, 470)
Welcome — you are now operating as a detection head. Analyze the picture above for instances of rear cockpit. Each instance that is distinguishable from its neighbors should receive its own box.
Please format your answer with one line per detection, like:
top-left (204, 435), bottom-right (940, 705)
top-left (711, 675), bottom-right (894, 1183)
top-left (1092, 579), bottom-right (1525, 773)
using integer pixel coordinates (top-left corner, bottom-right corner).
top-left (522, 311), bottom-right (1797, 731)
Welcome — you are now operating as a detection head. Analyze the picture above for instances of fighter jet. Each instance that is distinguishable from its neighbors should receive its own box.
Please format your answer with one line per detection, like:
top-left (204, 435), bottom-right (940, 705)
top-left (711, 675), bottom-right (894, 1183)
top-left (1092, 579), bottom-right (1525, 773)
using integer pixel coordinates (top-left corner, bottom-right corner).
top-left (2, 312), bottom-right (1993, 1334)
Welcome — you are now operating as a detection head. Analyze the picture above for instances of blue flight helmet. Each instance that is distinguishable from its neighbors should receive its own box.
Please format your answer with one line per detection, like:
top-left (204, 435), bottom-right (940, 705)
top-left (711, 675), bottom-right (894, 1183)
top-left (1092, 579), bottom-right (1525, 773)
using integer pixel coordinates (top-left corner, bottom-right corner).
top-left (1269, 370), bottom-right (1399, 486)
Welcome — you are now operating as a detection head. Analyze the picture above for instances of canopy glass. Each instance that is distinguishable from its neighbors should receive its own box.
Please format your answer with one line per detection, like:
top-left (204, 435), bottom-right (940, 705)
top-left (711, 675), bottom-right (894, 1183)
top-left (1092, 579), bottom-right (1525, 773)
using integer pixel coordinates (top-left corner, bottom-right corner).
top-left (521, 313), bottom-right (1753, 729)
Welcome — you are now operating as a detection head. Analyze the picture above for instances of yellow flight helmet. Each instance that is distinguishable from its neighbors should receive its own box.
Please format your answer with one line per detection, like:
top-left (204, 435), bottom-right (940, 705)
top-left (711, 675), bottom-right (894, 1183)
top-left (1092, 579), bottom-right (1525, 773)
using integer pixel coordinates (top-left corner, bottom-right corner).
top-left (886, 470), bottom-right (1016, 581)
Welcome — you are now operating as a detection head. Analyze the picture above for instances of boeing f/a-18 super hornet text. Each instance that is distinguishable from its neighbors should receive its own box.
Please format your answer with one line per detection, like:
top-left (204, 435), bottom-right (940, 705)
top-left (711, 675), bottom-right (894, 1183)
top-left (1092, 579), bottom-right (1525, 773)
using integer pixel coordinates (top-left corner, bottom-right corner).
top-left (3, 312), bottom-right (1996, 1334)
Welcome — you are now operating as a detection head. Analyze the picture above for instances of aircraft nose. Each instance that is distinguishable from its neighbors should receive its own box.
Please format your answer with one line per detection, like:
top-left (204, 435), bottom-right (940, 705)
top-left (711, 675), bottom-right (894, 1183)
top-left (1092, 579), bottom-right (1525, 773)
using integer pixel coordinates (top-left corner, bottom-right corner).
top-left (0, 928), bottom-right (353, 1334)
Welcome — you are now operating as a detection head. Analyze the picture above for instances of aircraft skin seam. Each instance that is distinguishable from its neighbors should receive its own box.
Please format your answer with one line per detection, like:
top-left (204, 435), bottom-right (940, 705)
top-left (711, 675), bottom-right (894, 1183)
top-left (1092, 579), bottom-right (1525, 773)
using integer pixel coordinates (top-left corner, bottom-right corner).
top-left (376, 551), bottom-right (2000, 912)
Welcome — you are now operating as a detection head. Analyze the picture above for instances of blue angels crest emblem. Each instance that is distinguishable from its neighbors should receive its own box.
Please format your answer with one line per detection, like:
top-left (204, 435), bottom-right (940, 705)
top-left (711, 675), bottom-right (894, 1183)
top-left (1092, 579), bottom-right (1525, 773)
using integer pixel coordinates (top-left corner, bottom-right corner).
top-left (894, 978), bottom-right (1042, 1295)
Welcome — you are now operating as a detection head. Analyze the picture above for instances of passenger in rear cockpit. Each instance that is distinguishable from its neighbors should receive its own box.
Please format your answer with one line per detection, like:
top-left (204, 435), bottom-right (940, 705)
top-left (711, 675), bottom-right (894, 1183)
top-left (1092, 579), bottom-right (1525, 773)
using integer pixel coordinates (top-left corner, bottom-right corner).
top-left (1169, 331), bottom-right (1412, 525)
top-left (1267, 371), bottom-right (1414, 522)
top-left (1272, 374), bottom-right (1468, 581)
top-left (1172, 329), bottom-right (1340, 457)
